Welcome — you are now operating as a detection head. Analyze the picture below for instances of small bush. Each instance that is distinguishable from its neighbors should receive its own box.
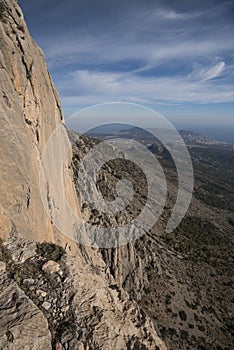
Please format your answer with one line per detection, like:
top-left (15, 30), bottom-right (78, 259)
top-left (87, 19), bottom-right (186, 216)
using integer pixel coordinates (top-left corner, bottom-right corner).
top-left (179, 310), bottom-right (187, 321)
top-left (36, 242), bottom-right (65, 262)
top-left (198, 324), bottom-right (205, 332)
top-left (165, 294), bottom-right (171, 305)
top-left (180, 330), bottom-right (189, 340)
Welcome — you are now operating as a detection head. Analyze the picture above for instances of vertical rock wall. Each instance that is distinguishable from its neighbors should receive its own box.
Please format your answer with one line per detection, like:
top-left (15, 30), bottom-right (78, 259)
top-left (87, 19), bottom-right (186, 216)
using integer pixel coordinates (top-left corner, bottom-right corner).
top-left (0, 0), bottom-right (80, 243)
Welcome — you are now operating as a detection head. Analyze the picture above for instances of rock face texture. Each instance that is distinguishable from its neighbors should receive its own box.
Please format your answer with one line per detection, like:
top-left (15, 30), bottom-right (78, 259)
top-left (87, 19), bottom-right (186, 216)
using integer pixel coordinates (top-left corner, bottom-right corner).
top-left (0, 0), bottom-right (80, 243)
top-left (67, 252), bottom-right (166, 350)
top-left (0, 269), bottom-right (52, 350)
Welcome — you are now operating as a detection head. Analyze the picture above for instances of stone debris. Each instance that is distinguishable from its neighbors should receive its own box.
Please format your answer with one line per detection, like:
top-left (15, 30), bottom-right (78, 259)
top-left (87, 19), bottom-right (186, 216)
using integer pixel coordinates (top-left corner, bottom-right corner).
top-left (42, 260), bottom-right (60, 274)
top-left (0, 268), bottom-right (52, 349)
top-left (0, 237), bottom-right (167, 349)
top-left (0, 262), bottom-right (6, 274)
top-left (42, 301), bottom-right (52, 311)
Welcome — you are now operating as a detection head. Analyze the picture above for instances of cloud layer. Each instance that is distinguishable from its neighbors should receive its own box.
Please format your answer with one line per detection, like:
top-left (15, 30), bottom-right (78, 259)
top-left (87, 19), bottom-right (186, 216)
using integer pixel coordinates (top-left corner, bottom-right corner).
top-left (19, 0), bottom-right (234, 113)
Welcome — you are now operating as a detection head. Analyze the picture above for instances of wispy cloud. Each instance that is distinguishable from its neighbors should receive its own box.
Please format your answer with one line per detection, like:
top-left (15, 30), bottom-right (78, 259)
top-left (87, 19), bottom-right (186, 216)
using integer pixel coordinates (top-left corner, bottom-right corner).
top-left (19, 0), bottom-right (234, 112)
top-left (189, 61), bottom-right (227, 81)
top-left (57, 67), bottom-right (234, 108)
top-left (161, 9), bottom-right (188, 20)
top-left (202, 61), bottom-right (226, 81)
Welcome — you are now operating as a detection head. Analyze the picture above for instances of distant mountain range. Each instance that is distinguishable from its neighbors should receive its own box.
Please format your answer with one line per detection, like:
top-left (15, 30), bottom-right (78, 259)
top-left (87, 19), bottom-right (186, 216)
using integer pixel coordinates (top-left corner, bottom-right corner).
top-left (179, 129), bottom-right (223, 145)
top-left (86, 124), bottom-right (228, 145)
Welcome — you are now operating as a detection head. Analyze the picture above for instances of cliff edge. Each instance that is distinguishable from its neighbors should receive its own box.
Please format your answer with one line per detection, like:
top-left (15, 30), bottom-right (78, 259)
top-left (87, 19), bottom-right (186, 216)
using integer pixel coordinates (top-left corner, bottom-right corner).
top-left (0, 0), bottom-right (80, 244)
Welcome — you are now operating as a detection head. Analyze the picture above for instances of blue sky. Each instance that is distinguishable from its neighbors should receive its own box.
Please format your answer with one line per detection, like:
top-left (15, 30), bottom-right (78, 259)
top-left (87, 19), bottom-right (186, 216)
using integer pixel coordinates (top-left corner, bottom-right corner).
top-left (18, 0), bottom-right (234, 129)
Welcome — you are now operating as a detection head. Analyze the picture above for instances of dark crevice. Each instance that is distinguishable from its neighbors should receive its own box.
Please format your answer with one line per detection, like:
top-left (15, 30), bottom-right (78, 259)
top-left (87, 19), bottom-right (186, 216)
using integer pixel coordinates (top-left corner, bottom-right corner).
top-left (46, 183), bottom-right (53, 224)
top-left (15, 35), bottom-right (35, 97)
top-left (26, 186), bottom-right (30, 209)
top-left (15, 8), bottom-right (21, 18)
top-left (47, 70), bottom-right (63, 121)
top-left (36, 129), bottom-right (39, 143)
top-left (2, 93), bottom-right (11, 108)
top-left (15, 35), bottom-right (24, 55)
top-left (6, 330), bottom-right (14, 343)
top-left (24, 117), bottom-right (32, 126)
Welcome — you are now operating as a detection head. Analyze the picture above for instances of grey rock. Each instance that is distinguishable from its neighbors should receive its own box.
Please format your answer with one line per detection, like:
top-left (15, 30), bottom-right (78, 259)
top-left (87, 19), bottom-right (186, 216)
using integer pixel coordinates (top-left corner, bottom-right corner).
top-left (0, 273), bottom-right (51, 349)
top-left (3, 238), bottom-right (37, 264)
top-left (36, 289), bottom-right (47, 298)
top-left (23, 278), bottom-right (34, 286)
top-left (0, 262), bottom-right (6, 274)
top-left (42, 301), bottom-right (51, 311)
top-left (65, 254), bottom-right (167, 350)
top-left (42, 260), bottom-right (60, 274)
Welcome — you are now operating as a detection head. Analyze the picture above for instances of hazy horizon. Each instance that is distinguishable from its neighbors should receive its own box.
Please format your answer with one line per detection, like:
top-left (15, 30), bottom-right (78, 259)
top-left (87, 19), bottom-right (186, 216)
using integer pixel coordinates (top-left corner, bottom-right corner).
top-left (68, 120), bottom-right (234, 144)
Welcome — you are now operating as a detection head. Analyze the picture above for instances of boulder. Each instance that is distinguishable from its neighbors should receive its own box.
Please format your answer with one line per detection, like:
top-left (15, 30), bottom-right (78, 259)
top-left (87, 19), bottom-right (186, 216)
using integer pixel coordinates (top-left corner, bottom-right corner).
top-left (42, 260), bottom-right (60, 274)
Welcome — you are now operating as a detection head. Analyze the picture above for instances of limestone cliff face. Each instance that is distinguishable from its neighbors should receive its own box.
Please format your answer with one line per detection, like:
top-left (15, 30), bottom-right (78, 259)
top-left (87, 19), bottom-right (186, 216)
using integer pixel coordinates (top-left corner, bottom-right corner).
top-left (0, 0), bottom-right (80, 243)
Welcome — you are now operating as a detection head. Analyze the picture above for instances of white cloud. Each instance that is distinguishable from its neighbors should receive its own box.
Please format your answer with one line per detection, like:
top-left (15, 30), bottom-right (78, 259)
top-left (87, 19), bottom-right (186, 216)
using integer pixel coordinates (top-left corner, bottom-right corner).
top-left (38, 1), bottom-right (234, 109)
top-left (43, 1), bottom-right (234, 73)
top-left (161, 9), bottom-right (187, 20)
top-left (188, 61), bottom-right (226, 82)
top-left (71, 70), bottom-right (121, 94)
top-left (45, 32), bottom-right (233, 71)
top-left (58, 67), bottom-right (234, 109)
top-left (202, 61), bottom-right (226, 81)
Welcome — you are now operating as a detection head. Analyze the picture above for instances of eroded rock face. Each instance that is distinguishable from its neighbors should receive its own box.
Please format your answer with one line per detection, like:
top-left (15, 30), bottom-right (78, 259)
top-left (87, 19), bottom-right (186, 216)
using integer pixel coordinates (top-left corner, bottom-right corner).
top-left (0, 0), bottom-right (80, 243)
top-left (0, 270), bottom-right (52, 350)
top-left (67, 253), bottom-right (167, 350)
top-left (0, 237), bottom-right (167, 350)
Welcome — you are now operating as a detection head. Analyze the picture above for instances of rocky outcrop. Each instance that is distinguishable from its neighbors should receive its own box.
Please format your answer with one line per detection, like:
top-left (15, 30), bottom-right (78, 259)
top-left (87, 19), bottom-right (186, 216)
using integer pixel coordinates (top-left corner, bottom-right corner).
top-left (0, 0), bottom-right (80, 243)
top-left (0, 237), bottom-right (167, 350)
top-left (67, 253), bottom-right (166, 350)
top-left (0, 267), bottom-right (52, 349)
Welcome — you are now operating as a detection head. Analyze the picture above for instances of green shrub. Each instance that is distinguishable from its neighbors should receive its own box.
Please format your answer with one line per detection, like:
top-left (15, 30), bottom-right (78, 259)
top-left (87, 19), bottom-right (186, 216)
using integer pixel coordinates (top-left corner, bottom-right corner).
top-left (180, 330), bottom-right (189, 340)
top-left (36, 242), bottom-right (65, 262)
top-left (198, 324), bottom-right (205, 332)
top-left (162, 216), bottom-right (221, 258)
top-left (179, 310), bottom-right (187, 321)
